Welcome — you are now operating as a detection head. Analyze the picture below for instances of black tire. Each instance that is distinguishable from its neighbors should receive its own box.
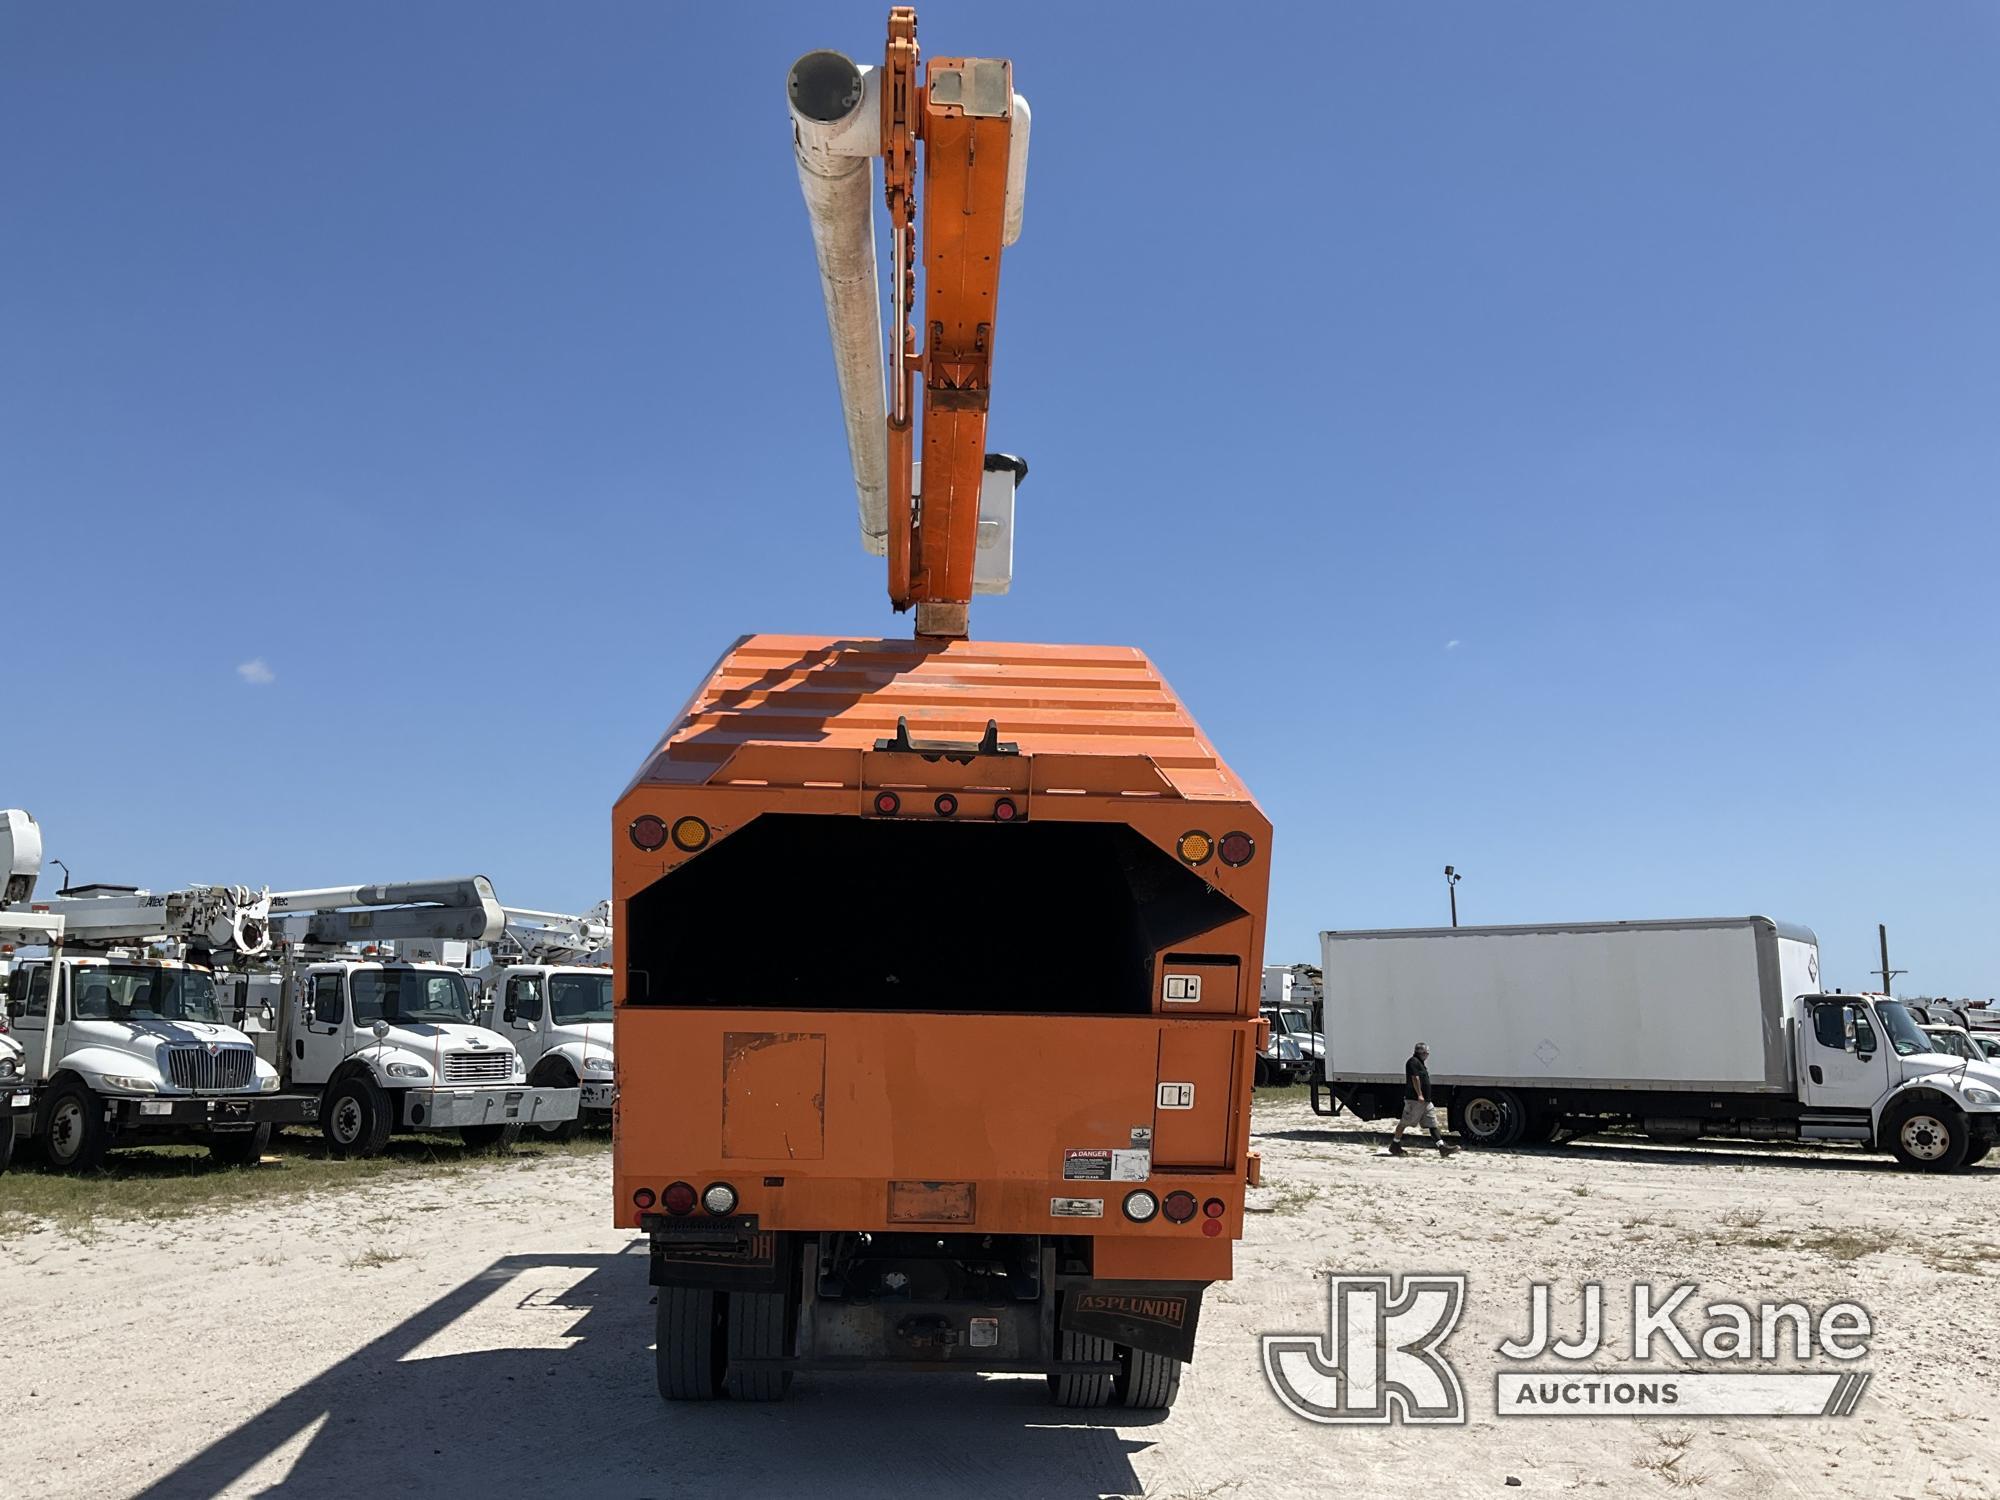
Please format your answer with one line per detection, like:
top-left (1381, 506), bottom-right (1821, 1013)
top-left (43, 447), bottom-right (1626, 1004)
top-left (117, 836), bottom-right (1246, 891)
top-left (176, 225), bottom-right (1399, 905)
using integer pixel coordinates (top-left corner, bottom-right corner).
top-left (0, 1108), bottom-right (15, 1175)
top-left (1965, 1140), bottom-right (1992, 1166)
top-left (321, 1074), bottom-right (394, 1159)
top-left (459, 1123), bottom-right (522, 1152)
top-left (656, 1286), bottom-right (726, 1401)
top-left (724, 1288), bottom-right (793, 1401)
top-left (1253, 1058), bottom-right (1271, 1088)
top-left (1887, 1101), bottom-right (1970, 1172)
top-left (1520, 1110), bottom-right (1561, 1145)
top-left (529, 1061), bottom-right (582, 1141)
top-left (1048, 1327), bottom-right (1116, 1408)
top-left (208, 1123), bottom-right (272, 1167)
top-left (43, 1078), bottom-right (110, 1173)
top-left (1115, 1345), bottom-right (1183, 1410)
top-left (1453, 1089), bottom-right (1523, 1149)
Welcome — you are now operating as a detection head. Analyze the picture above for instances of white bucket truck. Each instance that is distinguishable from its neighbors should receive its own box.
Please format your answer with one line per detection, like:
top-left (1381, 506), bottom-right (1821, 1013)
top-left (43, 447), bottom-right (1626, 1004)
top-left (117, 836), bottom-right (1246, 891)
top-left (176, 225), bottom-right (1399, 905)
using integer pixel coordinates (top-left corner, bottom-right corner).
top-left (0, 809), bottom-right (310, 1171)
top-left (259, 878), bottom-right (580, 1155)
top-left (1313, 917), bottom-right (2000, 1172)
top-left (473, 904), bottom-right (614, 1139)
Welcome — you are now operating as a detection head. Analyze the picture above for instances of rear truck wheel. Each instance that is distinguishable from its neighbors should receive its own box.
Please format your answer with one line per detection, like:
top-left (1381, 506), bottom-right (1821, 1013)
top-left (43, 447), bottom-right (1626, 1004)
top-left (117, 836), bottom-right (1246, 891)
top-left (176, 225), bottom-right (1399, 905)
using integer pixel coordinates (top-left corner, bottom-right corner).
top-left (43, 1079), bottom-right (110, 1173)
top-left (529, 1061), bottom-right (582, 1141)
top-left (1115, 1345), bottom-right (1183, 1411)
top-left (208, 1123), bottom-right (272, 1167)
top-left (656, 1286), bottom-right (726, 1401)
top-left (459, 1123), bottom-right (522, 1152)
top-left (1887, 1102), bottom-right (1970, 1173)
top-left (1965, 1140), bottom-right (1992, 1166)
top-left (1453, 1089), bottom-right (1523, 1149)
top-left (723, 1288), bottom-right (793, 1401)
top-left (1048, 1328), bottom-right (1116, 1409)
top-left (321, 1074), bottom-right (394, 1159)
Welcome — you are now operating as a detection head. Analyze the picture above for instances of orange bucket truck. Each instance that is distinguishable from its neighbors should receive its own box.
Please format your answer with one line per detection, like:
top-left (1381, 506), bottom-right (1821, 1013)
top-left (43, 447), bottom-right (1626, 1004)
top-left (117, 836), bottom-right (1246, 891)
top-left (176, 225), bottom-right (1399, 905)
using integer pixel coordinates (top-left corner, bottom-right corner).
top-left (612, 12), bottom-right (1271, 1410)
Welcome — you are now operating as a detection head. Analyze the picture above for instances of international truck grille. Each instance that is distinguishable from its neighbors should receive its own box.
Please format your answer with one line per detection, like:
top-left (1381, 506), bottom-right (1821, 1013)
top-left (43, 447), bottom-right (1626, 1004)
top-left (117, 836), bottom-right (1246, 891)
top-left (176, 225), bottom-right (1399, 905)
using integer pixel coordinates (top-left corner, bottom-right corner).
top-left (442, 1051), bottom-right (513, 1085)
top-left (162, 1043), bottom-right (255, 1092)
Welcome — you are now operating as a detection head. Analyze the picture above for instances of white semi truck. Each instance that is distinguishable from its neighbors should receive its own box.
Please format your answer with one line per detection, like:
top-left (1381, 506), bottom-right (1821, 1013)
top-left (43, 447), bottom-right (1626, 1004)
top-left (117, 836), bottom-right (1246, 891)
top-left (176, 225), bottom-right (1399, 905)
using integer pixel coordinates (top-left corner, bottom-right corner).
top-left (473, 905), bottom-right (615, 1139)
top-left (1312, 917), bottom-right (2000, 1173)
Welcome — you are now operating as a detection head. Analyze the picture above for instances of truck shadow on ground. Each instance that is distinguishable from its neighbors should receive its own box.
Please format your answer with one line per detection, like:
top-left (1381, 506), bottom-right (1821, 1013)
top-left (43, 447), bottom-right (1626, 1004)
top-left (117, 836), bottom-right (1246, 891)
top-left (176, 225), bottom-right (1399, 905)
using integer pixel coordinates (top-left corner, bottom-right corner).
top-left (134, 1243), bottom-right (1159, 1500)
top-left (1255, 1124), bottom-right (1996, 1175)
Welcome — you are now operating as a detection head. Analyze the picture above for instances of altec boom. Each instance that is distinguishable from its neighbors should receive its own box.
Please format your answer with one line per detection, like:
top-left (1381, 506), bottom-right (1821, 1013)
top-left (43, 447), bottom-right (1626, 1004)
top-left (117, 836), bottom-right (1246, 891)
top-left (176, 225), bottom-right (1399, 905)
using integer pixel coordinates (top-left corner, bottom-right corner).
top-left (614, 12), bottom-right (1270, 1410)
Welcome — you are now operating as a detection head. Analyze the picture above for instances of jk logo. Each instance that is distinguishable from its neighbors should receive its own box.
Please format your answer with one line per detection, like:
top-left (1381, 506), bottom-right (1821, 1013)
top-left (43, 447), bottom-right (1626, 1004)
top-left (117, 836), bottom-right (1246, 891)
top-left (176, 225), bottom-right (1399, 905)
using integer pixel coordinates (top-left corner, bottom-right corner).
top-left (1262, 1273), bottom-right (1467, 1425)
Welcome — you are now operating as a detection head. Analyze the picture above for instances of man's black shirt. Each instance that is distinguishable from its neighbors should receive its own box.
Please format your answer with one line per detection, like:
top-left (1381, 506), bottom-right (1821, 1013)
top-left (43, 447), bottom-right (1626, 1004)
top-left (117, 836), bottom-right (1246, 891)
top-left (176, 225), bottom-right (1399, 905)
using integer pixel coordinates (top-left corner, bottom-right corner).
top-left (1404, 1053), bottom-right (1429, 1102)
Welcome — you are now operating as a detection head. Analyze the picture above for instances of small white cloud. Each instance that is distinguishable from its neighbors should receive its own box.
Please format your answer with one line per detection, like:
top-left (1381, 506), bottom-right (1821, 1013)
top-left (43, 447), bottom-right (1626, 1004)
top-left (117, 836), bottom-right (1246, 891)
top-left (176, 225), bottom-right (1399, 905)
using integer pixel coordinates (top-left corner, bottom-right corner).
top-left (236, 658), bottom-right (276, 686)
top-left (1444, 639), bottom-right (1461, 651)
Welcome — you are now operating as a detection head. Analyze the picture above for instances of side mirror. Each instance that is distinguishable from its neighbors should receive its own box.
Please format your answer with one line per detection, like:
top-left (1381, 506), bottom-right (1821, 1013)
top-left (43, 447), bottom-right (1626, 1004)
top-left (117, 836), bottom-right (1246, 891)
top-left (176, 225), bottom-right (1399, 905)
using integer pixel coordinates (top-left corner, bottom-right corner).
top-left (503, 1004), bottom-right (516, 1025)
top-left (1842, 1011), bottom-right (1858, 1053)
top-left (372, 1020), bottom-right (391, 1041)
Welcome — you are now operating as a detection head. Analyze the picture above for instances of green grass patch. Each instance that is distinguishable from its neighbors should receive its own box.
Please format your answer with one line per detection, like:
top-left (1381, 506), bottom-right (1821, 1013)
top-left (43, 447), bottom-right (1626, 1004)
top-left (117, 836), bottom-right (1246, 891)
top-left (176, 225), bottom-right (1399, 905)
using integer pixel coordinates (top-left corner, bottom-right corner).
top-left (0, 1128), bottom-right (611, 1240)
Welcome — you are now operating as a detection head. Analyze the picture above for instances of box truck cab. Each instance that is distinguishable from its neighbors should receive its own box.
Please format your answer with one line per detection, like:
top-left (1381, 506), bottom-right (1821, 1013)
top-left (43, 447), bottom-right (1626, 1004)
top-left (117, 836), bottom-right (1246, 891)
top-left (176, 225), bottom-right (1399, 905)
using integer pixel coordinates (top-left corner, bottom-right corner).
top-left (482, 962), bottom-right (615, 1137)
top-left (1315, 920), bottom-right (2000, 1173)
top-left (279, 959), bottom-right (578, 1155)
top-left (2, 955), bottom-right (310, 1170)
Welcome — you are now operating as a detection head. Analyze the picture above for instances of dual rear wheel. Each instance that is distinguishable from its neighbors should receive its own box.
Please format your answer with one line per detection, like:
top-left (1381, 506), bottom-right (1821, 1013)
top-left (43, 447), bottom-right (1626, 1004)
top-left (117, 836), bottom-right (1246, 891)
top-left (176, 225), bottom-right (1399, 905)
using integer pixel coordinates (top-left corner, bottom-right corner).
top-left (654, 1289), bottom-right (1184, 1410)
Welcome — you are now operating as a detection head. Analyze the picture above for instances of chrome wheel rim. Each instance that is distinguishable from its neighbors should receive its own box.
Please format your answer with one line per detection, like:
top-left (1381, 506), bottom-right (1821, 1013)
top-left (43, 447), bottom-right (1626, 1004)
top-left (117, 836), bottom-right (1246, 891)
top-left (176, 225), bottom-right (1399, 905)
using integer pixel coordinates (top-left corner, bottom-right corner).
top-left (49, 1098), bottom-right (83, 1160)
top-left (330, 1097), bottom-right (363, 1145)
top-left (1464, 1098), bottom-right (1503, 1139)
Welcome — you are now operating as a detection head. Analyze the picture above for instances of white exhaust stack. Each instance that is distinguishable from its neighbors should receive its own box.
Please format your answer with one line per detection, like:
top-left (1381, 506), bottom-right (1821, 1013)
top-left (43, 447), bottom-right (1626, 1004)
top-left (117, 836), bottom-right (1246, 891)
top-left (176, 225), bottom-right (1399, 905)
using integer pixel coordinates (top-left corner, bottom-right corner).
top-left (788, 50), bottom-right (889, 556)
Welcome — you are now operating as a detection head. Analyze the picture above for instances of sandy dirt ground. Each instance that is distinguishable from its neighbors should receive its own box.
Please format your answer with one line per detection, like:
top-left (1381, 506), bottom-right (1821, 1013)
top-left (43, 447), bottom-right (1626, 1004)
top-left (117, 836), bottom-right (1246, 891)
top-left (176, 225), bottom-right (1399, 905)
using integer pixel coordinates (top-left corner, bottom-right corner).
top-left (3, 1099), bottom-right (1996, 1500)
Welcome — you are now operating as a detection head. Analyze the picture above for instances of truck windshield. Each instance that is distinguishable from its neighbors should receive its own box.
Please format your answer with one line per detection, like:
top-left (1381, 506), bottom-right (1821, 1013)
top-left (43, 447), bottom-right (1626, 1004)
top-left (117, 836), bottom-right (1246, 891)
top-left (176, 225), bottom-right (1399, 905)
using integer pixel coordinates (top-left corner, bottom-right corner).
top-left (549, 972), bottom-right (613, 1024)
top-left (1874, 1001), bottom-right (1938, 1058)
top-left (351, 970), bottom-right (472, 1025)
top-left (1923, 1028), bottom-right (1975, 1061)
top-left (70, 966), bottom-right (222, 1024)
top-left (1273, 1009), bottom-right (1311, 1037)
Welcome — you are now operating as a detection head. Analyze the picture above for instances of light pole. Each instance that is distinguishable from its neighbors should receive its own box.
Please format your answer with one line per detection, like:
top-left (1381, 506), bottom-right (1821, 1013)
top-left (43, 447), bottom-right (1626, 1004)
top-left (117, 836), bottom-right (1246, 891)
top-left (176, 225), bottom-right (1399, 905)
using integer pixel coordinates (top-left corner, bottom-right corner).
top-left (1444, 865), bottom-right (1461, 928)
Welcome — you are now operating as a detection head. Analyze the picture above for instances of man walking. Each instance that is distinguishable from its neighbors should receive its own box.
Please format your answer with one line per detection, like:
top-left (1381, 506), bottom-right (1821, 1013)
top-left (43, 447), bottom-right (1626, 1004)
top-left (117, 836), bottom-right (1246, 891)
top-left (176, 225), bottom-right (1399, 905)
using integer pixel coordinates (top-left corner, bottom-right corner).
top-left (1390, 1041), bottom-right (1456, 1156)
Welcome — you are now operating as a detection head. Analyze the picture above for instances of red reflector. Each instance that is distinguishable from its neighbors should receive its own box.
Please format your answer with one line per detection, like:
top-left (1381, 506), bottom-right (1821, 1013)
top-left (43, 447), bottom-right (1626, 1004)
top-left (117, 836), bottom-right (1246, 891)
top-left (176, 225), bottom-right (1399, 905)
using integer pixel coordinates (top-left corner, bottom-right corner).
top-left (1162, 1190), bottom-right (1198, 1224)
top-left (1201, 1217), bottom-right (1223, 1237)
top-left (632, 1187), bottom-right (656, 1210)
top-left (1218, 831), bottom-right (1256, 867)
top-left (1202, 1197), bottom-right (1225, 1219)
top-left (934, 793), bottom-right (958, 817)
top-left (873, 791), bottom-right (901, 816)
top-left (661, 1181), bottom-right (697, 1216)
top-left (993, 798), bottom-right (1019, 822)
top-left (628, 815), bottom-right (668, 851)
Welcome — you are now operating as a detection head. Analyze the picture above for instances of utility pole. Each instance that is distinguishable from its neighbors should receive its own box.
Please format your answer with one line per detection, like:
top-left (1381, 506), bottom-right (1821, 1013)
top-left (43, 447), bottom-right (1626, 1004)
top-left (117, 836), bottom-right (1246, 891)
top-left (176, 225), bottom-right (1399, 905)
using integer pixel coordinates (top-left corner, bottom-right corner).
top-left (1877, 923), bottom-right (1905, 995)
top-left (1445, 865), bottom-right (1461, 928)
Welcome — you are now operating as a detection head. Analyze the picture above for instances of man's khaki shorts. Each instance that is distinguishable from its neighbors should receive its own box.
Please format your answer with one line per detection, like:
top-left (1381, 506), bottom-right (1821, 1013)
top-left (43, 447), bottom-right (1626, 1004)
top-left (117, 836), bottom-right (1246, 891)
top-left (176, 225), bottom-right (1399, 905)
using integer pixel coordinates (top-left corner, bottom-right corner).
top-left (1400, 1100), bottom-right (1436, 1129)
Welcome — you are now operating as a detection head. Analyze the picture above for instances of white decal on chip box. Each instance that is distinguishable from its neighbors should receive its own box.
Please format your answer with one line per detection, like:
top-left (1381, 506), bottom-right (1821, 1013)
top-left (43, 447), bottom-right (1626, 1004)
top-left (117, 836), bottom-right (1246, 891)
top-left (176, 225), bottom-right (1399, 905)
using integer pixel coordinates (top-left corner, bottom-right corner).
top-left (1130, 1125), bottom-right (1152, 1145)
top-left (1163, 973), bottom-right (1202, 1004)
top-left (1157, 1082), bottom-right (1195, 1110)
top-left (1050, 1196), bottom-right (1104, 1218)
top-left (968, 1317), bottom-right (1000, 1348)
top-left (1111, 1149), bottom-right (1150, 1181)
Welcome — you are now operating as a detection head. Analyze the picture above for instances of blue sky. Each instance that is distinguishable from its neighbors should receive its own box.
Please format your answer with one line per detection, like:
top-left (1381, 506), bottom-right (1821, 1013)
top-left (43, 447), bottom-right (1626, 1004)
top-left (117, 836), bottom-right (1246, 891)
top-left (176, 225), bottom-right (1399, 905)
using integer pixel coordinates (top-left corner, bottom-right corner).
top-left (3, 3), bottom-right (1994, 996)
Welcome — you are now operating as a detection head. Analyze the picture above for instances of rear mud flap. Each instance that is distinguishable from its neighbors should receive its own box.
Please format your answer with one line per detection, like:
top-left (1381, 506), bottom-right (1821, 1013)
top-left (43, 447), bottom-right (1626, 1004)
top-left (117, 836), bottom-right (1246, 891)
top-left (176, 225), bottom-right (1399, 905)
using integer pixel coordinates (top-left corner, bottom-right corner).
top-left (649, 1228), bottom-right (791, 1293)
top-left (1060, 1281), bottom-right (1207, 1362)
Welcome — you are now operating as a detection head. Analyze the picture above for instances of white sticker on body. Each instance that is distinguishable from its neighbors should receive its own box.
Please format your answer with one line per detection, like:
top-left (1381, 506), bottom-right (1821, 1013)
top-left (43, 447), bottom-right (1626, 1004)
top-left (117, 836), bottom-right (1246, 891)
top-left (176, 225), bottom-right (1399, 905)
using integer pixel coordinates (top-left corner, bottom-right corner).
top-left (1157, 1082), bottom-right (1195, 1110)
top-left (1111, 1149), bottom-right (1150, 1181)
top-left (1050, 1196), bottom-right (1104, 1218)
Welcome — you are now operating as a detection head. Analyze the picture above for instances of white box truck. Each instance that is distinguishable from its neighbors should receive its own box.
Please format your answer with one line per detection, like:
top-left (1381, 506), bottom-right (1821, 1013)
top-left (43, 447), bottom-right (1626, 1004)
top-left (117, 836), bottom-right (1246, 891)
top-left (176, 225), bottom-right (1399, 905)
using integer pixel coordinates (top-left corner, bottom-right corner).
top-left (1312, 918), bottom-right (2000, 1172)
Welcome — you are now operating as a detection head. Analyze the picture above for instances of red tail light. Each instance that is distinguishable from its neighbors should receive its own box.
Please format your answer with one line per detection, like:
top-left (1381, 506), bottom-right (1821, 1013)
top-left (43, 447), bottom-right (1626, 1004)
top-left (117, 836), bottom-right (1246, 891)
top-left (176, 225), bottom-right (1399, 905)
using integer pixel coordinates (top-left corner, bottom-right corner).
top-left (632, 1187), bottom-right (656, 1210)
top-left (661, 1181), bottom-right (697, 1216)
top-left (873, 791), bottom-right (901, 816)
top-left (1202, 1197), bottom-right (1225, 1219)
top-left (1218, 831), bottom-right (1256, 867)
top-left (1162, 1190), bottom-right (1197, 1224)
top-left (629, 815), bottom-right (668, 851)
top-left (934, 793), bottom-right (958, 817)
top-left (993, 798), bottom-right (1019, 822)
